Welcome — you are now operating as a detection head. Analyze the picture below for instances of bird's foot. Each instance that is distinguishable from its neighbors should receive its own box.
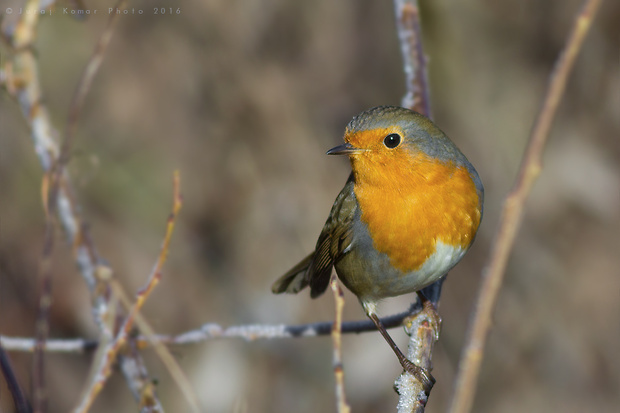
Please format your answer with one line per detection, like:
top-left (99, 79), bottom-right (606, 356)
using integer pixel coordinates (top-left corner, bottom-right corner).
top-left (400, 358), bottom-right (436, 395)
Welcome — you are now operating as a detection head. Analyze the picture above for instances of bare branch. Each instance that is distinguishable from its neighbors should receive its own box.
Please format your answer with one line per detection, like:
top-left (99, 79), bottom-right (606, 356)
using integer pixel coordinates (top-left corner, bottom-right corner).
top-left (394, 0), bottom-right (432, 117)
top-left (0, 345), bottom-right (31, 413)
top-left (62, 0), bottom-right (128, 168)
top-left (33, 222), bottom-right (53, 413)
top-left (330, 276), bottom-right (351, 413)
top-left (395, 302), bottom-right (441, 413)
top-left (113, 173), bottom-right (202, 412)
top-left (74, 172), bottom-right (186, 413)
top-left (448, 1), bottom-right (603, 413)
top-left (1, 302), bottom-right (419, 354)
top-left (2, 0), bottom-right (167, 410)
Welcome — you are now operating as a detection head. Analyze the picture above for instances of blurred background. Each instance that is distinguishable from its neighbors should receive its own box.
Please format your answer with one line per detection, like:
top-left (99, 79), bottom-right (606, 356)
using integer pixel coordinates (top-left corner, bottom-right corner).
top-left (1, 0), bottom-right (618, 412)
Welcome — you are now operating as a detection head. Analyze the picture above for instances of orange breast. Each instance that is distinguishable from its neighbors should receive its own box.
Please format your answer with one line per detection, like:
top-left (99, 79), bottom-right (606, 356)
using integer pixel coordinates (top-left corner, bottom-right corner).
top-left (352, 152), bottom-right (481, 272)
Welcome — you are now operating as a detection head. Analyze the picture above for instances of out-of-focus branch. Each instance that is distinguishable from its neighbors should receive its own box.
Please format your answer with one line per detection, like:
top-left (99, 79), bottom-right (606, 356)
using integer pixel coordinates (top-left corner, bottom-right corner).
top-left (0, 345), bottom-right (31, 413)
top-left (74, 172), bottom-right (188, 413)
top-left (39, 0), bottom-right (58, 10)
top-left (33, 220), bottom-right (53, 413)
top-left (394, 0), bottom-right (431, 117)
top-left (61, 0), bottom-right (127, 168)
top-left (2, 0), bottom-right (166, 410)
top-left (115, 173), bottom-right (201, 413)
top-left (330, 276), bottom-right (351, 413)
top-left (7, 2), bottom-right (68, 412)
top-left (448, 1), bottom-right (602, 413)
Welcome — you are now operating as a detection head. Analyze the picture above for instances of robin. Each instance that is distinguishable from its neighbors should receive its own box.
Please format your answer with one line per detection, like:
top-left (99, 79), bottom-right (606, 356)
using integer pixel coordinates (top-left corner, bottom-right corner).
top-left (272, 105), bottom-right (483, 392)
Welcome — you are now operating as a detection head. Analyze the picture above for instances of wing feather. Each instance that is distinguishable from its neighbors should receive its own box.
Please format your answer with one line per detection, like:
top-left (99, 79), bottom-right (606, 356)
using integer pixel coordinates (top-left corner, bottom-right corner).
top-left (309, 174), bottom-right (357, 297)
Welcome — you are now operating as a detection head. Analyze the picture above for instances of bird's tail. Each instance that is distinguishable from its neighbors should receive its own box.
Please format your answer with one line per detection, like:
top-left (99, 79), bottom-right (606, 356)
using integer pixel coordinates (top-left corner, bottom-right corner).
top-left (271, 252), bottom-right (314, 294)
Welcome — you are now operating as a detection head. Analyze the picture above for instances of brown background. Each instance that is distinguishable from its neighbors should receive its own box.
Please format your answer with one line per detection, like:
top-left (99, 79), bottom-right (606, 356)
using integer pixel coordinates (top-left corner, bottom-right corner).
top-left (1, 0), bottom-right (619, 412)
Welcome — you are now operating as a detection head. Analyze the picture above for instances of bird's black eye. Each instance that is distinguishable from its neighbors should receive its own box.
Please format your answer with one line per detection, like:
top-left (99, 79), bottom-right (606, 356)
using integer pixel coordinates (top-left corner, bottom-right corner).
top-left (383, 133), bottom-right (401, 149)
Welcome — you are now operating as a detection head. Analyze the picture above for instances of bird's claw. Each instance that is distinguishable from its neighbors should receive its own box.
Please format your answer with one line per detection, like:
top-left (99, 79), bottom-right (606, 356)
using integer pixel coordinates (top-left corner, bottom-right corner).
top-left (401, 358), bottom-right (436, 395)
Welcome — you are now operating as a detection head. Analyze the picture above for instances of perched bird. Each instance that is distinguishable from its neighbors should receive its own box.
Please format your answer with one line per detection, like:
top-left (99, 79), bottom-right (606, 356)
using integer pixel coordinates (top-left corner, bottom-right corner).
top-left (272, 106), bottom-right (483, 391)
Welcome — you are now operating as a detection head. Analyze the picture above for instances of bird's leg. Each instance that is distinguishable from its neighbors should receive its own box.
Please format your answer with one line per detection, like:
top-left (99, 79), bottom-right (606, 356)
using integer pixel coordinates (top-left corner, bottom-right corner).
top-left (367, 312), bottom-right (435, 395)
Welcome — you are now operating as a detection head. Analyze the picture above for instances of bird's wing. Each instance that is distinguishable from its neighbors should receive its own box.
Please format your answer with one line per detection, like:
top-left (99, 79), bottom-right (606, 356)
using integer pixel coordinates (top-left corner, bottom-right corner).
top-left (309, 174), bottom-right (357, 298)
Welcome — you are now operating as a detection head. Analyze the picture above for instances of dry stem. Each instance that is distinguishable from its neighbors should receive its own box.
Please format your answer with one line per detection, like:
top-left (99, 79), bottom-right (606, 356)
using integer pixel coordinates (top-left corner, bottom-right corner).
top-left (0, 345), bottom-right (31, 413)
top-left (330, 276), bottom-right (351, 413)
top-left (2, 0), bottom-right (166, 410)
top-left (74, 172), bottom-right (188, 413)
top-left (394, 0), bottom-right (432, 117)
top-left (448, 1), bottom-right (602, 412)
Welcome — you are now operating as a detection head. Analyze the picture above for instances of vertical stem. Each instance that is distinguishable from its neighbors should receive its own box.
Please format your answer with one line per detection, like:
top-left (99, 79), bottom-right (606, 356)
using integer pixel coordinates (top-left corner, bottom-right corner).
top-left (330, 276), bottom-right (351, 413)
top-left (448, 1), bottom-right (602, 412)
top-left (394, 0), bottom-right (432, 117)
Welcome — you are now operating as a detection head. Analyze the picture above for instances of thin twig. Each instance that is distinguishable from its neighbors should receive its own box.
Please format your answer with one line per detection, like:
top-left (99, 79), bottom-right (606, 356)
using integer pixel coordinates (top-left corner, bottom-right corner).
top-left (108, 279), bottom-right (200, 413)
top-left (29, 1), bottom-right (115, 389)
top-left (75, 289), bottom-right (118, 413)
top-left (109, 174), bottom-right (201, 412)
top-left (448, 1), bottom-right (602, 413)
top-left (0, 345), bottom-right (32, 413)
top-left (124, 339), bottom-right (162, 413)
top-left (9, 2), bottom-right (58, 412)
top-left (0, 304), bottom-right (419, 354)
top-left (394, 0), bottom-right (432, 117)
top-left (58, 0), bottom-right (127, 169)
top-left (74, 172), bottom-right (187, 413)
top-left (330, 275), bottom-right (351, 413)
top-left (33, 220), bottom-right (53, 413)
top-left (3, 1), bottom-right (165, 409)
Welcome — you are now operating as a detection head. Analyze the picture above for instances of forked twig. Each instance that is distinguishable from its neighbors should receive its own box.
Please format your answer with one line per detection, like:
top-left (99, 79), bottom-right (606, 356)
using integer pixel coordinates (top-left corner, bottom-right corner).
top-left (448, 1), bottom-right (602, 413)
top-left (107, 278), bottom-right (202, 412)
top-left (74, 172), bottom-right (191, 413)
top-left (2, 0), bottom-right (169, 409)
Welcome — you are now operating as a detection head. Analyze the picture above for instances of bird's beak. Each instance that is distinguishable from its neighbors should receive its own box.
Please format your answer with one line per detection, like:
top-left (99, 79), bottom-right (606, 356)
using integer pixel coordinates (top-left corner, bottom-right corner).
top-left (327, 143), bottom-right (366, 155)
